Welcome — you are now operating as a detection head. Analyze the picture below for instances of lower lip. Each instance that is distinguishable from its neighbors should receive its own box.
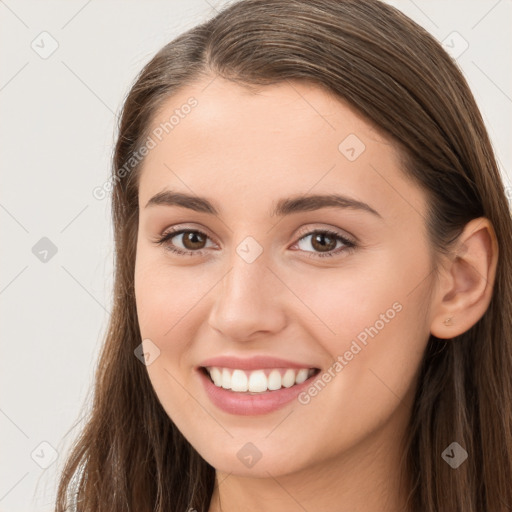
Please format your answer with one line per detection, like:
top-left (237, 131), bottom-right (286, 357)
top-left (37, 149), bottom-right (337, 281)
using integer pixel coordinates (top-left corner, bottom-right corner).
top-left (197, 368), bottom-right (318, 416)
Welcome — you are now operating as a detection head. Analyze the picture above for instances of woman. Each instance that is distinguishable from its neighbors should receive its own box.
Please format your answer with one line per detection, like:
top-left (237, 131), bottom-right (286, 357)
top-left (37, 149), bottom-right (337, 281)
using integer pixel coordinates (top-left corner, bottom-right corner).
top-left (56, 0), bottom-right (512, 511)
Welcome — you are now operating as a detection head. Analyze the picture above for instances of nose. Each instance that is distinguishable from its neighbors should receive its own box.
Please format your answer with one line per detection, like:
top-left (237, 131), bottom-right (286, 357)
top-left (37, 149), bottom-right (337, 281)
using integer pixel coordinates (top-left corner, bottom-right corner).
top-left (207, 251), bottom-right (288, 342)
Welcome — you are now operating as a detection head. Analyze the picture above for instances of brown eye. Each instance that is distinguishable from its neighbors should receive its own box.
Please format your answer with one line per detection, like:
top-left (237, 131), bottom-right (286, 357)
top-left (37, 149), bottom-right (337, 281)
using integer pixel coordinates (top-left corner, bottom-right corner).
top-left (294, 229), bottom-right (355, 259)
top-left (181, 231), bottom-right (207, 250)
top-left (155, 228), bottom-right (215, 256)
top-left (310, 232), bottom-right (338, 252)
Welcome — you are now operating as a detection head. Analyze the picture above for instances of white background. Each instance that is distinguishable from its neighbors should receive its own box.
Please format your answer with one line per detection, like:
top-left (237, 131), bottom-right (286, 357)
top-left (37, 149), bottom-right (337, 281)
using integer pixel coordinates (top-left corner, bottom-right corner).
top-left (0, 1), bottom-right (511, 510)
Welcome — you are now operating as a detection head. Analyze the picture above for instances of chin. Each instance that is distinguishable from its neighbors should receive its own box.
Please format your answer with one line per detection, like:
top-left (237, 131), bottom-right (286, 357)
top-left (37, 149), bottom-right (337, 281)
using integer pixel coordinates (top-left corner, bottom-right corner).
top-left (195, 438), bottom-right (316, 478)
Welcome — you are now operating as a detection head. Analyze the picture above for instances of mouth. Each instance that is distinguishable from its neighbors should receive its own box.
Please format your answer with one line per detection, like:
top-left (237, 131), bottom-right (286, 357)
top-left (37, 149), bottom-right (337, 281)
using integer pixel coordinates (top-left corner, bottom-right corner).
top-left (199, 366), bottom-right (321, 394)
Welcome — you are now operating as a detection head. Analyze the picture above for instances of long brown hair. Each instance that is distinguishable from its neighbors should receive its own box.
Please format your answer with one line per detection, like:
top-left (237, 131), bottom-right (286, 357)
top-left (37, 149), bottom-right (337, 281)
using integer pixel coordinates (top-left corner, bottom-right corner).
top-left (55, 1), bottom-right (512, 510)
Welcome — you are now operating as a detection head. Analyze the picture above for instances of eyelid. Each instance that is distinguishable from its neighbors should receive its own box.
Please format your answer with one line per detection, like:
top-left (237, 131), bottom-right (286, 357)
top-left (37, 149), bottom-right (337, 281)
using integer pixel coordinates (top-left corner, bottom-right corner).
top-left (159, 222), bottom-right (356, 242)
top-left (294, 224), bottom-right (356, 245)
top-left (159, 223), bottom-right (219, 245)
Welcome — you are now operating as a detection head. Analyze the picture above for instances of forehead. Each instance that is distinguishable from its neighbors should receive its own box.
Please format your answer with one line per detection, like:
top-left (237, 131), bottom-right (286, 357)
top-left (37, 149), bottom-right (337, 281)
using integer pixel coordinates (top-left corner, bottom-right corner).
top-left (137, 77), bottom-right (426, 223)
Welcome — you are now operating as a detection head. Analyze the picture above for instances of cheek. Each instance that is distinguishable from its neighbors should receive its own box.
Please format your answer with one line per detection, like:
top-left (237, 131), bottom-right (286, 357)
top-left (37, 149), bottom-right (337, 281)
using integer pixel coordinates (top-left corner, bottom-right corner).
top-left (288, 246), bottom-right (430, 348)
top-left (133, 254), bottom-right (219, 400)
top-left (134, 251), bottom-right (213, 341)
top-left (134, 261), bottom-right (206, 427)
top-left (288, 247), bottom-right (431, 410)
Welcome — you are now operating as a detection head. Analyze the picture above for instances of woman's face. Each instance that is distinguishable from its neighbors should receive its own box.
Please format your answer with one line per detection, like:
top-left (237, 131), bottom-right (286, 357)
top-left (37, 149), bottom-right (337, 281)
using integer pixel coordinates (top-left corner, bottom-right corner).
top-left (134, 77), bottom-right (435, 477)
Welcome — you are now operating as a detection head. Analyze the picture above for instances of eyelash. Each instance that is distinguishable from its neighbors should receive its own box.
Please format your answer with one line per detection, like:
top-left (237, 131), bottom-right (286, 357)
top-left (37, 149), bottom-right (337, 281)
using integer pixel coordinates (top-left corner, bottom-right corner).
top-left (153, 227), bottom-right (356, 259)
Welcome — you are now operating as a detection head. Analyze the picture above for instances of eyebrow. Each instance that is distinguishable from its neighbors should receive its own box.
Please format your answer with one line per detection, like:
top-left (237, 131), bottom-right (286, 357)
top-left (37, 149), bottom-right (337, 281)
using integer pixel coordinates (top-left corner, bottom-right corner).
top-left (144, 190), bottom-right (382, 218)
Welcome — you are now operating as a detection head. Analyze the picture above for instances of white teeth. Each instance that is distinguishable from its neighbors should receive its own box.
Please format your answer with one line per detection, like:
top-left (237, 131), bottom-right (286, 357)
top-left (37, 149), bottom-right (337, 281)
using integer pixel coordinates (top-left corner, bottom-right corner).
top-left (209, 367), bottom-right (222, 387)
top-left (247, 370), bottom-right (266, 392)
top-left (221, 368), bottom-right (231, 389)
top-left (295, 368), bottom-right (309, 384)
top-left (231, 369), bottom-right (248, 392)
top-left (282, 369), bottom-right (296, 388)
top-left (267, 369), bottom-right (281, 390)
top-left (205, 367), bottom-right (316, 393)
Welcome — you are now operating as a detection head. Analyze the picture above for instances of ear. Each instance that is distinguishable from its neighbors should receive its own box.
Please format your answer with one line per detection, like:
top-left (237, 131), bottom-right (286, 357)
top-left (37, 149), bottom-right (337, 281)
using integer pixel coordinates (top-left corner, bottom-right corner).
top-left (430, 217), bottom-right (499, 339)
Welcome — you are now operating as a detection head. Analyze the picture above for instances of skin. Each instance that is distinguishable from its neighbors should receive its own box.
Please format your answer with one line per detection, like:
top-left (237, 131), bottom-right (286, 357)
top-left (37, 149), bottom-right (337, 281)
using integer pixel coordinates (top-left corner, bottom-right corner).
top-left (134, 76), bottom-right (498, 512)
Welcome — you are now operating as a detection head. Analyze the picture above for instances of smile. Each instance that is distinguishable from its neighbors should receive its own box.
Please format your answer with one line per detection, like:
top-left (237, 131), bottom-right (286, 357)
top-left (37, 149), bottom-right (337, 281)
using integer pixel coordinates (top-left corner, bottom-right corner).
top-left (203, 366), bottom-right (319, 393)
top-left (197, 366), bottom-right (322, 415)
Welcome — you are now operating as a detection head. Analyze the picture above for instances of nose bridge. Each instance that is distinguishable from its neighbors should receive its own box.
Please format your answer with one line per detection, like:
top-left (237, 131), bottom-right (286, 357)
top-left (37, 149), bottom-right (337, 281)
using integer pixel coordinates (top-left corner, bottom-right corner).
top-left (207, 241), bottom-right (286, 339)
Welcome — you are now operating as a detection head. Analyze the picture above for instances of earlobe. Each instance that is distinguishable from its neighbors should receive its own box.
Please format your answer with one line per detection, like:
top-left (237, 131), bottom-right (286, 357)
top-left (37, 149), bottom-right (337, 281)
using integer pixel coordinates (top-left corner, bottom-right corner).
top-left (430, 217), bottom-right (498, 340)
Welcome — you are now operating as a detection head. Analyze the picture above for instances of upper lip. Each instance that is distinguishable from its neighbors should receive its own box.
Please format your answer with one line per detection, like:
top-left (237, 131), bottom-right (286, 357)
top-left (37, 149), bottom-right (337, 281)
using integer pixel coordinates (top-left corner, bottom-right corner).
top-left (198, 355), bottom-right (320, 371)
